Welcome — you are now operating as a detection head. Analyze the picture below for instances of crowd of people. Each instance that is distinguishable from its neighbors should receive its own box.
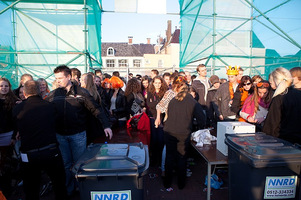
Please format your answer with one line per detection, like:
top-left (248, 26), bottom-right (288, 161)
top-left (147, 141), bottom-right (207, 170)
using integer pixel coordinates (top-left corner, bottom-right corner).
top-left (0, 64), bottom-right (301, 199)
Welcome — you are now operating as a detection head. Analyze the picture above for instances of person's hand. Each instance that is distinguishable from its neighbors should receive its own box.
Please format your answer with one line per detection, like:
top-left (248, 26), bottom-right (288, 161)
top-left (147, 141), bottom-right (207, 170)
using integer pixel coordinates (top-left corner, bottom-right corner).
top-left (247, 116), bottom-right (257, 123)
top-left (154, 117), bottom-right (160, 128)
top-left (104, 128), bottom-right (113, 140)
top-left (219, 115), bottom-right (224, 120)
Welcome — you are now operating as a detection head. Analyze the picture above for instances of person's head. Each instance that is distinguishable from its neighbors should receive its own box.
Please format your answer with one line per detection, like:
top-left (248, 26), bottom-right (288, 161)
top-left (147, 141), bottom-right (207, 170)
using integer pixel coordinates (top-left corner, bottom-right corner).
top-left (54, 65), bottom-right (72, 89)
top-left (151, 69), bottom-right (159, 79)
top-left (239, 76), bottom-right (252, 92)
top-left (290, 67), bottom-right (301, 88)
top-left (110, 76), bottom-right (124, 89)
top-left (36, 78), bottom-right (49, 94)
top-left (23, 80), bottom-right (40, 98)
top-left (173, 76), bottom-right (188, 101)
top-left (19, 74), bottom-right (33, 87)
top-left (112, 71), bottom-right (120, 77)
top-left (80, 73), bottom-right (88, 89)
top-left (95, 69), bottom-right (102, 77)
top-left (220, 78), bottom-right (227, 84)
top-left (136, 74), bottom-right (142, 81)
top-left (237, 67), bottom-right (244, 81)
top-left (249, 80), bottom-right (272, 113)
top-left (191, 75), bottom-right (197, 82)
top-left (163, 72), bottom-right (171, 86)
top-left (102, 78), bottom-right (111, 89)
top-left (170, 72), bottom-right (179, 84)
top-left (19, 86), bottom-right (25, 100)
top-left (196, 64), bottom-right (207, 78)
top-left (141, 76), bottom-right (150, 90)
top-left (0, 77), bottom-right (12, 97)
top-left (185, 71), bottom-right (192, 83)
top-left (269, 67), bottom-right (293, 98)
top-left (128, 73), bottom-right (133, 80)
top-left (209, 75), bottom-right (220, 89)
top-left (94, 76), bottom-right (101, 87)
top-left (251, 75), bottom-right (263, 87)
top-left (226, 66), bottom-right (239, 84)
top-left (125, 78), bottom-right (141, 96)
top-left (188, 85), bottom-right (197, 99)
top-left (178, 71), bottom-right (185, 77)
top-left (172, 75), bottom-right (188, 92)
top-left (149, 76), bottom-right (168, 98)
top-left (70, 68), bottom-right (81, 83)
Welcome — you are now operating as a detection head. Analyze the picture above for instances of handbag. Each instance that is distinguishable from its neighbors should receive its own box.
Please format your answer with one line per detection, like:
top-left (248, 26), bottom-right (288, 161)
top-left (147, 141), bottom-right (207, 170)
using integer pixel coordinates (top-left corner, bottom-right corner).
top-left (129, 113), bottom-right (143, 130)
top-left (131, 93), bottom-right (144, 115)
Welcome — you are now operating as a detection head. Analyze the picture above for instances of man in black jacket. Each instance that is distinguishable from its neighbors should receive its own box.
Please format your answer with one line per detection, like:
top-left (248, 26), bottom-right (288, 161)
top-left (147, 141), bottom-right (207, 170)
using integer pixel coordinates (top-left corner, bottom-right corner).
top-left (46, 65), bottom-right (112, 196)
top-left (13, 80), bottom-right (67, 200)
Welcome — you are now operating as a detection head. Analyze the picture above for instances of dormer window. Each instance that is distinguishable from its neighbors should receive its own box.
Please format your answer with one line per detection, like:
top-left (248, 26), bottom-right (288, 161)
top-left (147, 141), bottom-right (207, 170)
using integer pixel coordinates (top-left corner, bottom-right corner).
top-left (107, 47), bottom-right (115, 56)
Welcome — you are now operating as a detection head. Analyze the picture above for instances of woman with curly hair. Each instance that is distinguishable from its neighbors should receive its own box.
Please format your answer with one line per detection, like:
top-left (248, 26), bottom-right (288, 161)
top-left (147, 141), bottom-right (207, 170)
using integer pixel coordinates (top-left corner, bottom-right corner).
top-left (0, 77), bottom-right (19, 171)
top-left (146, 76), bottom-right (168, 167)
top-left (109, 76), bottom-right (128, 128)
top-left (125, 78), bottom-right (145, 116)
top-left (163, 76), bottom-right (205, 190)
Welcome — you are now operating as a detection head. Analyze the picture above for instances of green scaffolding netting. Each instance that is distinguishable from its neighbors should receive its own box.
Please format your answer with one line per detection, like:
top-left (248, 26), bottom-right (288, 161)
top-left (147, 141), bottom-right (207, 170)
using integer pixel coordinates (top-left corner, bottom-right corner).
top-left (179, 0), bottom-right (301, 79)
top-left (0, 0), bottom-right (102, 88)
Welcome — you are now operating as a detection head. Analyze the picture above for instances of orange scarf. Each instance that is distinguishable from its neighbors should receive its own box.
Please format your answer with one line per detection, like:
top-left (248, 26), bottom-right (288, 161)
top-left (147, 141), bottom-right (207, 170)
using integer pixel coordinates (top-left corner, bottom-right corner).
top-left (240, 89), bottom-right (249, 107)
top-left (229, 82), bottom-right (234, 99)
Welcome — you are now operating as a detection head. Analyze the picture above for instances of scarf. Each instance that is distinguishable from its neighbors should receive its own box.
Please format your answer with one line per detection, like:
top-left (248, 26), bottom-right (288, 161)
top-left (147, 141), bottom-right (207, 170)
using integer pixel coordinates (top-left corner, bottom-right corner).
top-left (229, 82), bottom-right (234, 99)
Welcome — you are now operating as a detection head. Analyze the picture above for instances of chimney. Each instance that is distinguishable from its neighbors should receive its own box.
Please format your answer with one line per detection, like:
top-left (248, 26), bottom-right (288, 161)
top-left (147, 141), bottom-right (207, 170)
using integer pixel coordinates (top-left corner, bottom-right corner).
top-left (147, 38), bottom-right (151, 44)
top-left (166, 20), bottom-right (172, 43)
top-left (128, 36), bottom-right (133, 45)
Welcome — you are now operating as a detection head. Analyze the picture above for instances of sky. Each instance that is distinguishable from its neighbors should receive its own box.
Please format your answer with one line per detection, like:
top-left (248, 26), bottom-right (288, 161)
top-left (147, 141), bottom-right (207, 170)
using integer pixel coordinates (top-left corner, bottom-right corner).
top-left (101, 0), bottom-right (180, 44)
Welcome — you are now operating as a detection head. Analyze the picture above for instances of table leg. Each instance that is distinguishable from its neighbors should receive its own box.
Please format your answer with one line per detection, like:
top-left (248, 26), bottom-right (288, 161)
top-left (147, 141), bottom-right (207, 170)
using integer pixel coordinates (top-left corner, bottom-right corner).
top-left (207, 163), bottom-right (211, 200)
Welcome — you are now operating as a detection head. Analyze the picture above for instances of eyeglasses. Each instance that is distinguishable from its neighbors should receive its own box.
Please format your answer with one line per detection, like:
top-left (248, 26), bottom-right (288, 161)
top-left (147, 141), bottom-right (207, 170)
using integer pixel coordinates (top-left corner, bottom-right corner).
top-left (257, 82), bottom-right (270, 88)
top-left (243, 82), bottom-right (252, 86)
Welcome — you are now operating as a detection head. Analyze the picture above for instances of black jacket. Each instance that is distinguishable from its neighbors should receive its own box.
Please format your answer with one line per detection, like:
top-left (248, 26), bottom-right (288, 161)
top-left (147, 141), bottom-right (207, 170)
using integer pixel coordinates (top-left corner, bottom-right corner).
top-left (109, 89), bottom-right (128, 119)
top-left (12, 96), bottom-right (58, 152)
top-left (46, 84), bottom-right (110, 135)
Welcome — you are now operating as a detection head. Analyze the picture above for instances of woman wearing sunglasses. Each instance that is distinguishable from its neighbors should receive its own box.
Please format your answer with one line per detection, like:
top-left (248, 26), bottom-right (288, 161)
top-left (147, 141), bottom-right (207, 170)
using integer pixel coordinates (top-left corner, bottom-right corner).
top-left (263, 67), bottom-right (301, 145)
top-left (231, 75), bottom-right (253, 121)
top-left (239, 80), bottom-right (272, 131)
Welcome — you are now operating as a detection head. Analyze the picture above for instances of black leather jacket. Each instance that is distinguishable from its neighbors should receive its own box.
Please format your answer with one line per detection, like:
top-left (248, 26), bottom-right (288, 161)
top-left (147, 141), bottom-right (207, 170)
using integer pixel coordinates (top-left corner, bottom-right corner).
top-left (46, 84), bottom-right (111, 135)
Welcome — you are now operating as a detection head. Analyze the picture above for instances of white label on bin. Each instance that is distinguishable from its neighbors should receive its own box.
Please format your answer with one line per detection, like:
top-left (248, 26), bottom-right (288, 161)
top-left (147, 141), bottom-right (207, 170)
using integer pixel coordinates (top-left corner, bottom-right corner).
top-left (91, 190), bottom-right (131, 200)
top-left (264, 176), bottom-right (297, 199)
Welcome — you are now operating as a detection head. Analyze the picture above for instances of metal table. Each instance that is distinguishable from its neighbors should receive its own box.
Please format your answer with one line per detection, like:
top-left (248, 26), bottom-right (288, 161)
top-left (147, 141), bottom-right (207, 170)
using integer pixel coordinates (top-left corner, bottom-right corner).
top-left (191, 140), bottom-right (228, 200)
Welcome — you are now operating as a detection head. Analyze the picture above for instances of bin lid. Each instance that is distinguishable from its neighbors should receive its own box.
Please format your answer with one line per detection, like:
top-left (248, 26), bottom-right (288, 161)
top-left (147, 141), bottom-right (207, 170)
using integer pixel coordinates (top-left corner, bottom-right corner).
top-left (72, 143), bottom-right (149, 176)
top-left (225, 133), bottom-right (301, 167)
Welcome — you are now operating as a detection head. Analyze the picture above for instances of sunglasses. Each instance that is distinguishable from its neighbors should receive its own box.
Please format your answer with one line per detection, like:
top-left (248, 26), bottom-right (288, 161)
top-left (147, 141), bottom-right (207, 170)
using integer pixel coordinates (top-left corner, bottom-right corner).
top-left (257, 82), bottom-right (270, 88)
top-left (243, 82), bottom-right (252, 86)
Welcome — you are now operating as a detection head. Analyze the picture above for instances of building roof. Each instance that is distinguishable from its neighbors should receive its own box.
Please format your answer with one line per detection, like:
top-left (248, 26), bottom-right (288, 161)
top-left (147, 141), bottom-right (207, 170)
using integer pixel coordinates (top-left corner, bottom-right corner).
top-left (101, 43), bottom-right (155, 57)
top-left (170, 29), bottom-right (180, 44)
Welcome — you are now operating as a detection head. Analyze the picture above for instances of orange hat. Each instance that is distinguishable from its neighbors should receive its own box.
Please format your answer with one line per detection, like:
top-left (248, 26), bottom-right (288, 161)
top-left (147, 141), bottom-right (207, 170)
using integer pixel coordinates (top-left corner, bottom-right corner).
top-left (226, 66), bottom-right (239, 76)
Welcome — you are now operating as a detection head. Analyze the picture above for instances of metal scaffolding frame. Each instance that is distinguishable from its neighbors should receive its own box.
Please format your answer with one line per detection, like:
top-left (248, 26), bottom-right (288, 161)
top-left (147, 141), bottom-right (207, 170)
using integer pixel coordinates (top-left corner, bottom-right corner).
top-left (179, 0), bottom-right (301, 78)
top-left (0, 0), bottom-right (102, 86)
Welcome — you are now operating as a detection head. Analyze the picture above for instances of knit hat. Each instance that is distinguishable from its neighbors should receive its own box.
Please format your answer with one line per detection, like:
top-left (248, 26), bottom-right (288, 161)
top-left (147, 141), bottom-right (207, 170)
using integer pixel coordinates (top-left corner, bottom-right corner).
top-left (209, 75), bottom-right (220, 84)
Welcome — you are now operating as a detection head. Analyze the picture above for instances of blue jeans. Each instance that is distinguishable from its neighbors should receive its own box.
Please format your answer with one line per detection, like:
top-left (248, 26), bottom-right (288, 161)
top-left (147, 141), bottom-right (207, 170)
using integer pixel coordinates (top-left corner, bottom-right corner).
top-left (56, 131), bottom-right (87, 195)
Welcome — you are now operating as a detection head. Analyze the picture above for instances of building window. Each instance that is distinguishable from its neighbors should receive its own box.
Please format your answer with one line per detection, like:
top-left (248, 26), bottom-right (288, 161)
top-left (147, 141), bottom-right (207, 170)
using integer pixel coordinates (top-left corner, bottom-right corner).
top-left (158, 60), bottom-right (163, 67)
top-left (106, 59), bottom-right (115, 67)
top-left (118, 59), bottom-right (128, 67)
top-left (107, 47), bottom-right (115, 56)
top-left (133, 59), bottom-right (141, 67)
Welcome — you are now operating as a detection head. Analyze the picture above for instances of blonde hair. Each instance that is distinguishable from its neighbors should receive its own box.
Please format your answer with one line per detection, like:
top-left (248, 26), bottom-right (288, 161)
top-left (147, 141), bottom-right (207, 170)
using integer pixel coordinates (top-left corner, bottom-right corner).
top-left (271, 67), bottom-right (293, 98)
top-left (82, 73), bottom-right (101, 103)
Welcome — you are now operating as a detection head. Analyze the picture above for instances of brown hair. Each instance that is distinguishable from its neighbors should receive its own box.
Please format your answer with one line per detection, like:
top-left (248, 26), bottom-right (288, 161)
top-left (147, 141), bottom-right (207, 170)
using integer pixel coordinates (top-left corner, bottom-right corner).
top-left (81, 73), bottom-right (101, 103)
top-left (0, 77), bottom-right (19, 110)
top-left (148, 76), bottom-right (168, 98)
top-left (249, 80), bottom-right (272, 113)
top-left (24, 80), bottom-right (40, 96)
top-left (290, 67), bottom-right (301, 81)
top-left (125, 78), bottom-right (141, 96)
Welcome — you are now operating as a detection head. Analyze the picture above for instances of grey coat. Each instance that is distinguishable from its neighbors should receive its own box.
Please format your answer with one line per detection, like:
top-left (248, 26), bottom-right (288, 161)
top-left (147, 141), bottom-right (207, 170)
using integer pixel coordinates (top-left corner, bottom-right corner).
top-left (212, 82), bottom-right (237, 118)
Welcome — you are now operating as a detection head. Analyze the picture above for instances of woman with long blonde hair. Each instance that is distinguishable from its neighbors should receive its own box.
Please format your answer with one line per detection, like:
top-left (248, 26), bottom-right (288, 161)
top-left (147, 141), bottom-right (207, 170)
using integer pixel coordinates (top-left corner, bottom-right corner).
top-left (163, 76), bottom-right (206, 190)
top-left (263, 67), bottom-right (299, 142)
